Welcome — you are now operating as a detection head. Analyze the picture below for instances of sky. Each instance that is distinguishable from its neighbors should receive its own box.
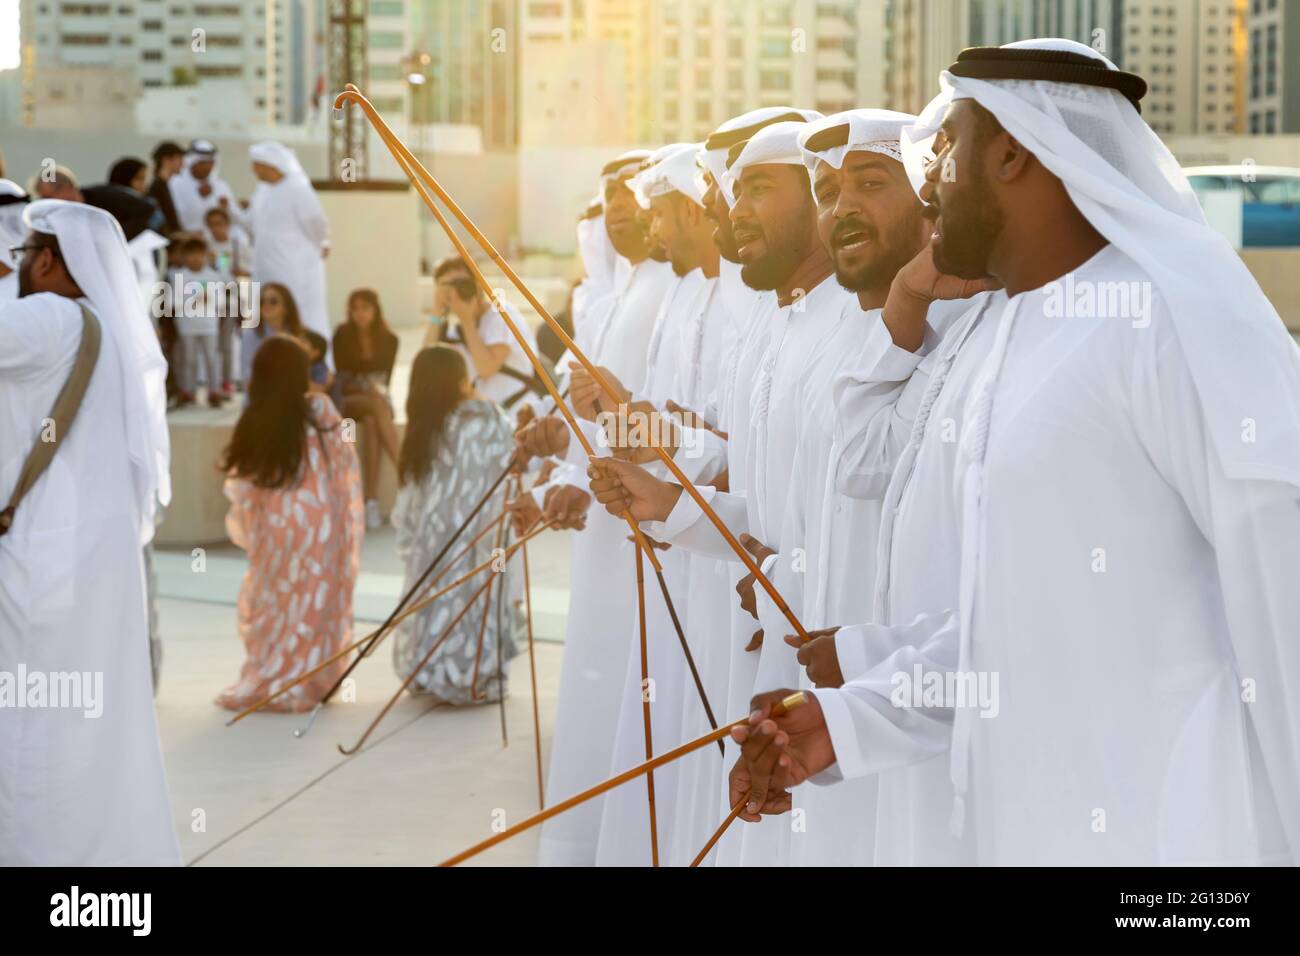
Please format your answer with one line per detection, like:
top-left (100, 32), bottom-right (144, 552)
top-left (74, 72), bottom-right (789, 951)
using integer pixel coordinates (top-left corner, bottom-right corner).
top-left (1, 1), bottom-right (18, 71)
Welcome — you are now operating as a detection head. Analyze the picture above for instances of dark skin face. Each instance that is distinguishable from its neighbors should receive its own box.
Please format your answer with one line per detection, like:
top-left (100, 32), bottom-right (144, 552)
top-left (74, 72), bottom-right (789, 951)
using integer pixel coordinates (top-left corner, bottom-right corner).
top-left (17, 232), bottom-right (82, 299)
top-left (603, 173), bottom-right (650, 263)
top-left (812, 151), bottom-right (929, 308)
top-left (637, 205), bottom-right (668, 261)
top-left (923, 99), bottom-right (1007, 280)
top-left (729, 163), bottom-right (826, 296)
top-left (648, 192), bottom-right (716, 278)
top-left (923, 98), bottom-right (1106, 296)
top-left (190, 158), bottom-right (215, 181)
top-left (702, 170), bottom-right (741, 263)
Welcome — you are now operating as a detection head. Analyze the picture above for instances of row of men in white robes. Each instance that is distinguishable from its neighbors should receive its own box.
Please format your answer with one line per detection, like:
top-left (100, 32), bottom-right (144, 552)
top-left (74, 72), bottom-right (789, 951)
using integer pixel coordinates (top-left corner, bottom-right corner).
top-left (524, 37), bottom-right (1300, 867)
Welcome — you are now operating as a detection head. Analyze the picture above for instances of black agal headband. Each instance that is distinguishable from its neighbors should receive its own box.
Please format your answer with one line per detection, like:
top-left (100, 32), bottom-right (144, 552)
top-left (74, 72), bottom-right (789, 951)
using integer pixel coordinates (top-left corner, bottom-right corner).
top-left (947, 46), bottom-right (1147, 113)
top-left (705, 111), bottom-right (807, 153)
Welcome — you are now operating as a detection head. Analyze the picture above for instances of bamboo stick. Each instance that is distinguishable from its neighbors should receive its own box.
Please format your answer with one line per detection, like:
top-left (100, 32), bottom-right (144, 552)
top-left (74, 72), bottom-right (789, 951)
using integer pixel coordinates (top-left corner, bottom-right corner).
top-left (436, 692), bottom-right (807, 866)
top-left (333, 85), bottom-right (808, 643)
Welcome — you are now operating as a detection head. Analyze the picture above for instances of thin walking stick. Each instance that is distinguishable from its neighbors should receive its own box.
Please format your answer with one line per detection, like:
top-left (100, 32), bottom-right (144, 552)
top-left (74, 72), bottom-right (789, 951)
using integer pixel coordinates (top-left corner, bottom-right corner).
top-left (423, 510), bottom-right (506, 594)
top-left (646, 556), bottom-right (723, 755)
top-left (334, 85), bottom-right (809, 644)
top-left (469, 480), bottom-right (511, 702)
top-left (492, 478), bottom-right (515, 745)
top-left (340, 572), bottom-right (498, 757)
top-left (289, 451), bottom-right (514, 738)
top-left (226, 519), bottom-right (554, 726)
top-left (690, 794), bottom-right (747, 867)
top-left (387, 108), bottom-right (722, 739)
top-left (635, 540), bottom-right (659, 867)
top-left (522, 534), bottom-right (544, 810)
top-left (437, 692), bottom-right (808, 867)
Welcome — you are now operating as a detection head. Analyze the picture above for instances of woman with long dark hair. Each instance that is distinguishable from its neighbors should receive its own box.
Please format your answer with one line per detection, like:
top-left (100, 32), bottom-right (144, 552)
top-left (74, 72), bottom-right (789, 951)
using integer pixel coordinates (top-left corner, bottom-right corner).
top-left (332, 288), bottom-right (401, 529)
top-left (391, 346), bottom-right (521, 704)
top-left (215, 335), bottom-right (364, 712)
top-left (241, 282), bottom-right (328, 388)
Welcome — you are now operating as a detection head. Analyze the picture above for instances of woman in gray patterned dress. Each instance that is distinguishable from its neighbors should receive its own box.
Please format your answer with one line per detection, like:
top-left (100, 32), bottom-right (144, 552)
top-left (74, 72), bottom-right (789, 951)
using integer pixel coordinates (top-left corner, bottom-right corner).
top-left (391, 346), bottom-right (522, 704)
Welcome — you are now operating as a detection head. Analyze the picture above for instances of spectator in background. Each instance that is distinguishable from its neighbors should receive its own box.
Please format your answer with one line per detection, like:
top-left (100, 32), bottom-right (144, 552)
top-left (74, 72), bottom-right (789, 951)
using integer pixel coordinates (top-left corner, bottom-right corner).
top-left (424, 255), bottom-right (539, 413)
top-left (204, 205), bottom-right (251, 277)
top-left (392, 346), bottom-right (521, 704)
top-left (107, 157), bottom-right (167, 235)
top-left (28, 164), bottom-right (82, 202)
top-left (204, 205), bottom-right (252, 393)
top-left (248, 141), bottom-right (331, 345)
top-left (172, 235), bottom-right (227, 408)
top-left (148, 141), bottom-right (184, 235)
top-left (242, 281), bottom-right (328, 389)
top-left (332, 288), bottom-right (401, 530)
top-left (215, 335), bottom-right (363, 713)
top-left (81, 178), bottom-right (169, 333)
top-left (170, 139), bottom-right (243, 233)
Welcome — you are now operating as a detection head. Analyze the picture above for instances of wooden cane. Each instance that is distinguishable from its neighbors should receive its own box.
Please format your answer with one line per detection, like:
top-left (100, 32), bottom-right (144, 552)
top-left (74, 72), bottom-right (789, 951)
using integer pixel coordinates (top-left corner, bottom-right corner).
top-left (334, 85), bottom-right (809, 644)
top-left (690, 794), bottom-right (747, 867)
top-left (436, 692), bottom-right (807, 866)
top-left (225, 519), bottom-right (554, 726)
top-left (635, 540), bottom-right (660, 866)
top-left (339, 571), bottom-right (499, 756)
top-left (469, 479), bottom-right (512, 702)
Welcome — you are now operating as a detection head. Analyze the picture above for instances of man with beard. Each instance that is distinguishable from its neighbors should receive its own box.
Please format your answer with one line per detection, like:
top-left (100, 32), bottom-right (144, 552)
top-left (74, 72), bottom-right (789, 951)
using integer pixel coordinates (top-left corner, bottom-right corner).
top-left (733, 39), bottom-right (1300, 866)
top-left (755, 108), bottom-right (941, 866)
top-left (588, 110), bottom-right (974, 865)
top-left (631, 143), bottom-right (710, 407)
top-left (534, 149), bottom-right (676, 866)
top-left (0, 200), bottom-right (178, 864)
top-left (169, 139), bottom-right (243, 234)
top-left (587, 117), bottom-right (855, 866)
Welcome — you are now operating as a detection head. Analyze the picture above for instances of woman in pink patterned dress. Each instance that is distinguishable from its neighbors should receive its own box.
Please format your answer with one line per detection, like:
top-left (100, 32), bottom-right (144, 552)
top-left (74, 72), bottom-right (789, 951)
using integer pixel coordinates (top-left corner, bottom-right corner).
top-left (215, 335), bottom-right (364, 713)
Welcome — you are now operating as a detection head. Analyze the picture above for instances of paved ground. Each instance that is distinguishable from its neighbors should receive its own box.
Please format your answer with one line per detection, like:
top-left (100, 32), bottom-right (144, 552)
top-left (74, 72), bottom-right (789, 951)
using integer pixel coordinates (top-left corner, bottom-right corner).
top-left (153, 523), bottom-right (571, 867)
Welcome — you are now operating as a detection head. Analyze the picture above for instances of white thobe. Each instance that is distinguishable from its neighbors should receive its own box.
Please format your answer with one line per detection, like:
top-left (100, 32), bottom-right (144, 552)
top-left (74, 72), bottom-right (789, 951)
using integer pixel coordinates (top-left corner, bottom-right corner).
top-left (594, 271), bottom-right (735, 867)
top-left (640, 268), bottom-right (705, 406)
top-left (249, 176), bottom-right (331, 342)
top-left (759, 303), bottom-right (895, 866)
top-left (537, 257), bottom-right (676, 866)
top-left (0, 271), bottom-right (15, 303)
top-left (647, 275), bottom-right (856, 866)
top-left (169, 170), bottom-right (243, 234)
top-left (0, 293), bottom-right (179, 865)
top-left (817, 293), bottom-right (996, 866)
top-left (816, 244), bottom-right (1300, 864)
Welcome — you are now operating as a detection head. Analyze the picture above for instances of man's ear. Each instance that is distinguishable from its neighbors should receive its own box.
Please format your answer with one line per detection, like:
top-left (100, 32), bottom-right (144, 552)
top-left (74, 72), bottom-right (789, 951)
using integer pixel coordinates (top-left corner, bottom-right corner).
top-left (992, 132), bottom-right (1032, 183)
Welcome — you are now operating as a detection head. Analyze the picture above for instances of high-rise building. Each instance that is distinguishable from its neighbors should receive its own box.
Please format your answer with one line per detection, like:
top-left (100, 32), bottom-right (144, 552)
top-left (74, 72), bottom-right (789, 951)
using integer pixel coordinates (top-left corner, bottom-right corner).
top-left (519, 0), bottom-right (654, 143)
top-left (1245, 0), bottom-right (1300, 133)
top-left (968, 0), bottom-right (1122, 56)
top-left (17, 0), bottom-right (319, 128)
top-left (368, 0), bottom-right (520, 150)
top-left (883, 0), bottom-right (972, 114)
top-left (1123, 0), bottom-right (1246, 136)
top-left (884, 0), bottom-right (1248, 135)
top-left (395, 0), bottom-right (517, 149)
top-left (646, 0), bottom-right (889, 144)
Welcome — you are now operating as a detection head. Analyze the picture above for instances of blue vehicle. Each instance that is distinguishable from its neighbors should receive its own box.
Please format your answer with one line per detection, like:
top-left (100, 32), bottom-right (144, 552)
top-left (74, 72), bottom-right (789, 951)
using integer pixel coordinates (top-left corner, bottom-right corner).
top-left (1184, 165), bottom-right (1300, 247)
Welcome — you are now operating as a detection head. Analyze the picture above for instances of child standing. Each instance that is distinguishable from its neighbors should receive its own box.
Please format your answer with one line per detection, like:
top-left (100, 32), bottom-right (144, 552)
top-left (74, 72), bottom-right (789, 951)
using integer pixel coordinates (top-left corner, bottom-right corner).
top-left (173, 235), bottom-right (227, 408)
top-left (204, 206), bottom-right (252, 395)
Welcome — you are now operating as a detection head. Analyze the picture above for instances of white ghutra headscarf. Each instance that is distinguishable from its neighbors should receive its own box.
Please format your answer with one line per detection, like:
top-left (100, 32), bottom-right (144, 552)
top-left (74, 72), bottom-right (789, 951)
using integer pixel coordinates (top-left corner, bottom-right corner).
top-left (23, 199), bottom-right (171, 541)
top-left (902, 37), bottom-right (1300, 487)
top-left (0, 179), bottom-right (29, 271)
